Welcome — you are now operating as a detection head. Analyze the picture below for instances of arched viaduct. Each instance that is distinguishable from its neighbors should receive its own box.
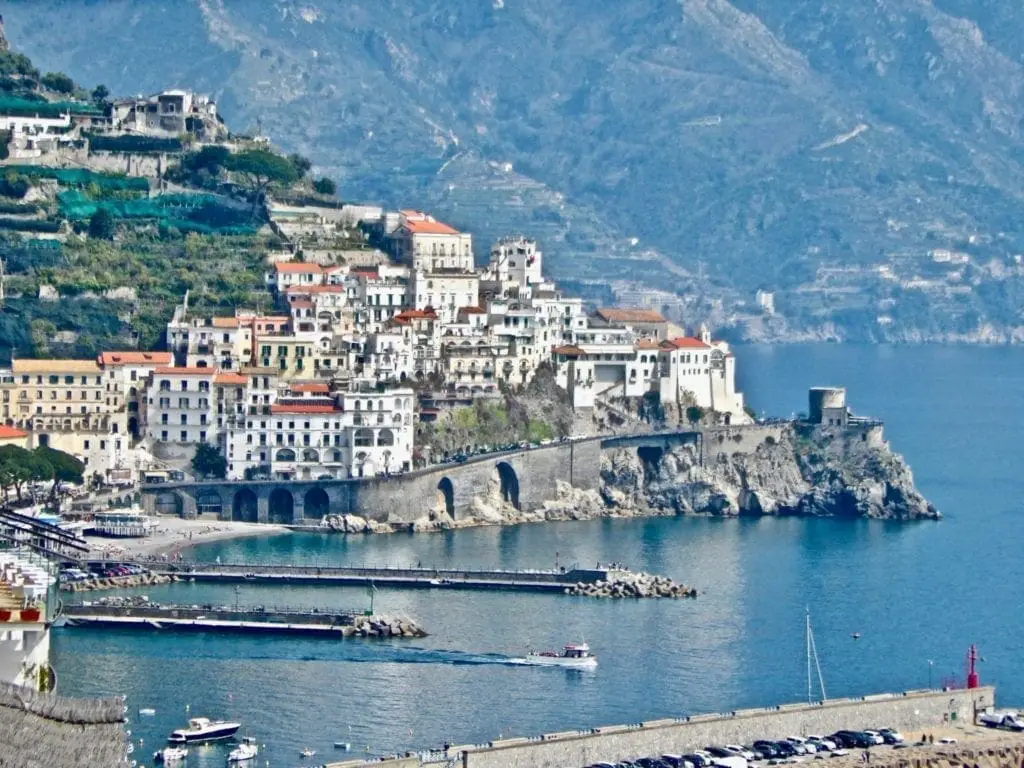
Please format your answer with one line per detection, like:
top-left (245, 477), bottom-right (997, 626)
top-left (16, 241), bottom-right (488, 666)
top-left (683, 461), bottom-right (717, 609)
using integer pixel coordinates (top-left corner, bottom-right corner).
top-left (141, 429), bottom-right (723, 526)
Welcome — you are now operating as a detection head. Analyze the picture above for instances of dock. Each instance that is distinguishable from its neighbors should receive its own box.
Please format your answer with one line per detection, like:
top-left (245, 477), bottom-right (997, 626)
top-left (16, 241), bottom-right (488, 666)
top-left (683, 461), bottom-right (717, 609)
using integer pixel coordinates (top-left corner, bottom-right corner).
top-left (58, 601), bottom-right (427, 638)
top-left (92, 561), bottom-right (614, 593)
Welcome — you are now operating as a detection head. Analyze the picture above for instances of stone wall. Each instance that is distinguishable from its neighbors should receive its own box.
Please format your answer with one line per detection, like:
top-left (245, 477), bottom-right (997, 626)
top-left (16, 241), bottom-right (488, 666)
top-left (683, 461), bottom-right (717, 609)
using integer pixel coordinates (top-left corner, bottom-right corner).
top-left (142, 438), bottom-right (603, 524)
top-left (701, 424), bottom-right (787, 463)
top-left (455, 688), bottom-right (994, 768)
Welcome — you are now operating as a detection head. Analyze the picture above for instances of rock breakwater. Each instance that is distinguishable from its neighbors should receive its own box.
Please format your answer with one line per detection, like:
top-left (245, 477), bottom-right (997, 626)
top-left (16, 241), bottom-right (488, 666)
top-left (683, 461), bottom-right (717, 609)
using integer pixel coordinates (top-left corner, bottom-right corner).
top-left (566, 571), bottom-right (697, 598)
top-left (351, 614), bottom-right (426, 638)
top-left (61, 572), bottom-right (175, 592)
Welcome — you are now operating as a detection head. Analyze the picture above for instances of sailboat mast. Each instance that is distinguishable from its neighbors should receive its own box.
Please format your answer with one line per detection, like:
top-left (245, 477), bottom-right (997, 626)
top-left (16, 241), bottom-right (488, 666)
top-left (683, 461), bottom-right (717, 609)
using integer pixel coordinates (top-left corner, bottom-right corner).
top-left (806, 609), bottom-right (813, 704)
top-left (805, 608), bottom-right (828, 703)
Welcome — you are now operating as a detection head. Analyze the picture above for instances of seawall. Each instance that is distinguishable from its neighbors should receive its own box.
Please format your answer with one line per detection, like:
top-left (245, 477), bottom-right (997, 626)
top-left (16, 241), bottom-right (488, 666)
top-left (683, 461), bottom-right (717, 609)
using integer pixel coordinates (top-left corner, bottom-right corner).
top-left (452, 688), bottom-right (992, 768)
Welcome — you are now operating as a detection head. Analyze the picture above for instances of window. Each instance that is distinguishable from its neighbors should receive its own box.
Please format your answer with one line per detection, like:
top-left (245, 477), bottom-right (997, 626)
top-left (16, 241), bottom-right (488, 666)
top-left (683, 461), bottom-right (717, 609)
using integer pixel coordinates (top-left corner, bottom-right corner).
top-left (99, 440), bottom-right (106, 450)
top-left (83, 440), bottom-right (90, 450)
top-left (48, 375), bottom-right (59, 384)
top-left (180, 414), bottom-right (188, 425)
top-left (161, 430), bottom-right (168, 441)
top-left (180, 380), bottom-right (189, 391)
top-left (180, 431), bottom-right (187, 441)
top-left (65, 391), bottom-right (72, 400)
top-left (161, 414), bottom-right (168, 425)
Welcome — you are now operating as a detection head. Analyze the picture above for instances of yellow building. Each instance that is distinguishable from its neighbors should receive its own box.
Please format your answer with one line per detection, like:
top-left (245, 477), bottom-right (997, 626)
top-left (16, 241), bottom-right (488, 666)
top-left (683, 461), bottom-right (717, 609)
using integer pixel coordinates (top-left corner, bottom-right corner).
top-left (10, 359), bottom-right (128, 476)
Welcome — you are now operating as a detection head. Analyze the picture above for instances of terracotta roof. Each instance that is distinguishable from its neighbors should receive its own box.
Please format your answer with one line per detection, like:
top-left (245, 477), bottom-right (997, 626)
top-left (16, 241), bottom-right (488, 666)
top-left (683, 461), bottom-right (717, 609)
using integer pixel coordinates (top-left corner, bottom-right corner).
top-left (596, 308), bottom-right (666, 324)
top-left (666, 337), bottom-right (710, 349)
top-left (154, 367), bottom-right (216, 376)
top-left (395, 309), bottom-right (438, 321)
top-left (98, 351), bottom-right (173, 366)
top-left (211, 317), bottom-right (241, 328)
top-left (290, 382), bottom-right (330, 394)
top-left (551, 345), bottom-right (585, 356)
top-left (351, 266), bottom-right (379, 274)
top-left (459, 306), bottom-right (487, 315)
top-left (13, 359), bottom-right (101, 374)
top-left (289, 299), bottom-right (314, 309)
top-left (275, 262), bottom-right (324, 274)
top-left (0, 425), bottom-right (28, 439)
top-left (635, 339), bottom-right (662, 350)
top-left (400, 214), bottom-right (460, 235)
top-left (270, 404), bottom-right (340, 414)
top-left (213, 373), bottom-right (248, 385)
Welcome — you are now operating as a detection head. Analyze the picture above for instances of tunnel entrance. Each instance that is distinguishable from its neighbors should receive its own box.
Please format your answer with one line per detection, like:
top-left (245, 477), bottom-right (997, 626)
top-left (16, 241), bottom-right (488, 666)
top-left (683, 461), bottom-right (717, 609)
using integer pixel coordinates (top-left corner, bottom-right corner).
top-left (437, 477), bottom-right (455, 519)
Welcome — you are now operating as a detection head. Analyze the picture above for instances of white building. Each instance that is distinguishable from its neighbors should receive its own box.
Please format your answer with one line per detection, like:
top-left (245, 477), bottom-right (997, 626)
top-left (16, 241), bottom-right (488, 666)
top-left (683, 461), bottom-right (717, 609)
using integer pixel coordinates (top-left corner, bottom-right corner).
top-left (390, 210), bottom-right (474, 272)
top-left (147, 367), bottom-right (217, 445)
top-left (411, 270), bottom-right (480, 325)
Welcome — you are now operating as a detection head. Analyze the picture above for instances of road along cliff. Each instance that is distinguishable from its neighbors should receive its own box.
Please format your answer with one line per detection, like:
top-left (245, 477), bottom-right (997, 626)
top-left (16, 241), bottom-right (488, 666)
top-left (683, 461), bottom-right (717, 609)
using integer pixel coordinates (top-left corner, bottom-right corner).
top-left (320, 420), bottom-right (938, 536)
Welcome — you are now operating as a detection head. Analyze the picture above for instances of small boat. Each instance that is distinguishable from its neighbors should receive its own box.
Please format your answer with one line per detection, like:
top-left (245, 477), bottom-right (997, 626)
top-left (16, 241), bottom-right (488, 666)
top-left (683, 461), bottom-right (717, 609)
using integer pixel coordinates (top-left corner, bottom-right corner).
top-left (139, 707), bottom-right (157, 716)
top-left (300, 747), bottom-right (317, 758)
top-left (524, 643), bottom-right (598, 668)
top-left (168, 716), bottom-right (242, 743)
top-left (334, 742), bottom-right (351, 750)
top-left (154, 746), bottom-right (188, 763)
top-left (228, 737), bottom-right (259, 763)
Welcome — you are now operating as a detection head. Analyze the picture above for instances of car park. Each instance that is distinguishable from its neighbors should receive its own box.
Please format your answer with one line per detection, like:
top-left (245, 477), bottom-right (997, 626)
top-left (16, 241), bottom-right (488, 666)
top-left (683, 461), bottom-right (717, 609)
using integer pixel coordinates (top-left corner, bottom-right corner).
top-left (862, 731), bottom-right (884, 745)
top-left (806, 736), bottom-right (836, 752)
top-left (877, 729), bottom-right (904, 744)
top-left (753, 742), bottom-right (781, 759)
top-left (662, 755), bottom-right (694, 768)
top-left (684, 754), bottom-right (711, 767)
top-left (725, 745), bottom-right (756, 760)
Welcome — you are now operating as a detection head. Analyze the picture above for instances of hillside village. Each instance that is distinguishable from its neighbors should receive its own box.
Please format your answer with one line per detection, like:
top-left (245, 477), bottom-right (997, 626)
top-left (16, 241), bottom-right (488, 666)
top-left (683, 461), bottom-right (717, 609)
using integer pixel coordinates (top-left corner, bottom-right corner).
top-left (0, 32), bottom-right (749, 488)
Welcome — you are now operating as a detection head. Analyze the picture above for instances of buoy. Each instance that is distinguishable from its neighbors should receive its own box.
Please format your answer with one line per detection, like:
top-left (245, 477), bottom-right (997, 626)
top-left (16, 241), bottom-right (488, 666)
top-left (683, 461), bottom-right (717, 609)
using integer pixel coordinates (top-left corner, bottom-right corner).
top-left (851, 632), bottom-right (861, 640)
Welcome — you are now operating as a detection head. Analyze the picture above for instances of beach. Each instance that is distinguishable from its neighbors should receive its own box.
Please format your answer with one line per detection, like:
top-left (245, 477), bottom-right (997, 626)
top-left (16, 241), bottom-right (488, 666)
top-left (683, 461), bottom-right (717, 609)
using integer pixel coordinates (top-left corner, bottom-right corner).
top-left (84, 516), bottom-right (290, 560)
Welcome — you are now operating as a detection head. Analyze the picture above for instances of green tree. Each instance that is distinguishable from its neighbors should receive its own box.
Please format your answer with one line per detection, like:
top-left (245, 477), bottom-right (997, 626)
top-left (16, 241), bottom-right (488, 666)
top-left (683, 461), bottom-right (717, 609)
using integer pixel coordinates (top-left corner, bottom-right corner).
top-left (686, 405), bottom-right (706, 424)
top-left (88, 207), bottom-right (116, 240)
top-left (192, 442), bottom-right (227, 479)
top-left (313, 176), bottom-right (336, 196)
top-left (287, 153), bottom-right (312, 177)
top-left (226, 149), bottom-right (301, 203)
top-left (91, 84), bottom-right (110, 103)
top-left (41, 72), bottom-right (75, 94)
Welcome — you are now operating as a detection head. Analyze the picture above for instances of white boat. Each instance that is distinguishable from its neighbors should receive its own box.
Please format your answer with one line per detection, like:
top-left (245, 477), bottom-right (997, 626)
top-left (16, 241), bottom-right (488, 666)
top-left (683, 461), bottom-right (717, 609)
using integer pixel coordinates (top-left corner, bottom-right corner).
top-left (154, 746), bottom-right (188, 763)
top-left (169, 716), bottom-right (242, 743)
top-left (300, 747), bottom-right (317, 758)
top-left (524, 643), bottom-right (598, 668)
top-left (139, 707), bottom-right (156, 716)
top-left (228, 737), bottom-right (259, 763)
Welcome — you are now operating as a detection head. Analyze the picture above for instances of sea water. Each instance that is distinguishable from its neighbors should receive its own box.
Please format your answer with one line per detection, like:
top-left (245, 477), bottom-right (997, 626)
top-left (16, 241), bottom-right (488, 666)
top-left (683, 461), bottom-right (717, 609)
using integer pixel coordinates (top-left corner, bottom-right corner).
top-left (53, 345), bottom-right (1024, 766)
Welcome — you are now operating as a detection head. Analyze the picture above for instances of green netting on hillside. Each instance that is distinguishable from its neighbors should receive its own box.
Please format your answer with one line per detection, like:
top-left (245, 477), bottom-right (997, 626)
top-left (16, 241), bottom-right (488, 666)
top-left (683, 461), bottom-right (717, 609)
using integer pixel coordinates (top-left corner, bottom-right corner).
top-left (0, 96), bottom-right (102, 118)
top-left (85, 133), bottom-right (183, 154)
top-left (59, 190), bottom-right (258, 235)
top-left (0, 239), bottom-right (63, 271)
top-left (3, 166), bottom-right (149, 191)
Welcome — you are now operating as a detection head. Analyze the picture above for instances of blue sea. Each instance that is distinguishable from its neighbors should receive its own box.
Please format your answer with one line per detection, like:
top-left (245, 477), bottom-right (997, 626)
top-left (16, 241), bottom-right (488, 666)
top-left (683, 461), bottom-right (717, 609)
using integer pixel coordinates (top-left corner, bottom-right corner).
top-left (52, 345), bottom-right (1024, 767)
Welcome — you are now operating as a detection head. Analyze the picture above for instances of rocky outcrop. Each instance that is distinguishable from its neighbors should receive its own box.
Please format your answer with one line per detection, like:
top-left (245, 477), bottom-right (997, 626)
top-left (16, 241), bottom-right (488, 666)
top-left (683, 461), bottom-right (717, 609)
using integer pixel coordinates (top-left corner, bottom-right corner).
top-left (350, 614), bottom-right (427, 638)
top-left (320, 514), bottom-right (396, 535)
top-left (603, 424), bottom-right (939, 520)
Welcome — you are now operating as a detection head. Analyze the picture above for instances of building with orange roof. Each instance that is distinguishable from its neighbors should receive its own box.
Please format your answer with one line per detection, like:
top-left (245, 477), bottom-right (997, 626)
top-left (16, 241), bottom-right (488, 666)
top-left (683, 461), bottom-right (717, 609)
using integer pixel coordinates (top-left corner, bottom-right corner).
top-left (268, 260), bottom-right (327, 292)
top-left (593, 307), bottom-right (669, 341)
top-left (0, 424), bottom-right (29, 449)
top-left (389, 210), bottom-right (474, 273)
top-left (99, 351), bottom-right (174, 438)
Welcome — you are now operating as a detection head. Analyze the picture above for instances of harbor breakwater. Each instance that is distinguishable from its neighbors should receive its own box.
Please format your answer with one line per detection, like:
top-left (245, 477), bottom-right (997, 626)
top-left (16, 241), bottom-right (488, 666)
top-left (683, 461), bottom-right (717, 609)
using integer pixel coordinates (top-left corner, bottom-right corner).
top-left (328, 687), bottom-right (995, 768)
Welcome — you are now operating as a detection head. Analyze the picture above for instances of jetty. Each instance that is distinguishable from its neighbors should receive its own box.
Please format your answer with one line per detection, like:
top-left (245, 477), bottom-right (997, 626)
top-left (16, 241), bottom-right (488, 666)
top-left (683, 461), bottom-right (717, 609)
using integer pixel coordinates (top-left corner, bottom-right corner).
top-left (93, 560), bottom-right (615, 593)
top-left (58, 599), bottom-right (426, 638)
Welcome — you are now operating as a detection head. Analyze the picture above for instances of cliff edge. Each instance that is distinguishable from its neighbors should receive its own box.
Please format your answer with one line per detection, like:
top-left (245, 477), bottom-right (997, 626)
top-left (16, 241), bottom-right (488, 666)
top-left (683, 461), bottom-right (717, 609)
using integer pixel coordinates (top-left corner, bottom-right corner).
top-left (600, 423), bottom-right (939, 521)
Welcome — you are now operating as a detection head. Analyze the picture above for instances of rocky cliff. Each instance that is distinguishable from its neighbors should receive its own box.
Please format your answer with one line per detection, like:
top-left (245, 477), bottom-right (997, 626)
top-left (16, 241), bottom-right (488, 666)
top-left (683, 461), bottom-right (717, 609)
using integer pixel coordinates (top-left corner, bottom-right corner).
top-left (321, 422), bottom-right (937, 536)
top-left (600, 425), bottom-right (939, 520)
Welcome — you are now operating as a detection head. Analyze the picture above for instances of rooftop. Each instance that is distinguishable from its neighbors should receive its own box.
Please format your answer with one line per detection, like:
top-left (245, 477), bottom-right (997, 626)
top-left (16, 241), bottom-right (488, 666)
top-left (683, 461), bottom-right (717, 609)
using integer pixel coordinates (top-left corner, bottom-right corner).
top-left (290, 382), bottom-right (331, 394)
top-left (12, 359), bottom-right (101, 374)
top-left (98, 351), bottom-right (173, 367)
top-left (665, 337), bottom-right (711, 350)
top-left (270, 403), bottom-right (340, 415)
top-left (213, 373), bottom-right (248, 385)
top-left (154, 367), bottom-right (217, 376)
top-left (596, 308), bottom-right (667, 324)
top-left (0, 681), bottom-right (130, 768)
top-left (399, 211), bottom-right (460, 236)
top-left (0, 425), bottom-right (29, 439)
top-left (274, 262), bottom-right (324, 274)
top-left (552, 345), bottom-right (585, 356)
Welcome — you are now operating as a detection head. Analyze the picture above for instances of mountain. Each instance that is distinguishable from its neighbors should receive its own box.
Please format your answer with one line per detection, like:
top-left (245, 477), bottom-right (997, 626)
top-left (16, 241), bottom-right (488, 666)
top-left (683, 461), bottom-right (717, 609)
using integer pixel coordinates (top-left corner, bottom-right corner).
top-left (7, 0), bottom-right (1024, 342)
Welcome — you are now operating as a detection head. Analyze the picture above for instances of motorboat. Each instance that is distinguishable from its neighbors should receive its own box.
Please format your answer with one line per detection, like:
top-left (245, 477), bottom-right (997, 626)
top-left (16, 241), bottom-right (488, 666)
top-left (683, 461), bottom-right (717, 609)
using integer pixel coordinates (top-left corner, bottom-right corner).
top-left (154, 746), bottom-right (188, 763)
top-left (228, 737), bottom-right (259, 763)
top-left (168, 716), bottom-right (242, 743)
top-left (139, 707), bottom-right (156, 716)
top-left (524, 643), bottom-right (598, 668)
top-left (300, 747), bottom-right (317, 758)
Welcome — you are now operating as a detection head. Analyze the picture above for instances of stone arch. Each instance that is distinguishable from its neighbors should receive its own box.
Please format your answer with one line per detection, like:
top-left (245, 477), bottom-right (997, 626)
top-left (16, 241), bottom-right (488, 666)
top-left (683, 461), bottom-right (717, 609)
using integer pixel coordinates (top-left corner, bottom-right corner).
top-left (302, 448), bottom-right (320, 462)
top-left (195, 488), bottom-right (223, 517)
top-left (154, 490), bottom-right (183, 516)
top-left (268, 488), bottom-right (294, 524)
top-left (495, 462), bottom-right (520, 509)
top-left (304, 487), bottom-right (330, 519)
top-left (354, 428), bottom-right (373, 447)
top-left (232, 488), bottom-right (258, 522)
top-left (377, 428), bottom-right (395, 447)
top-left (437, 476), bottom-right (455, 519)
top-left (276, 447), bottom-right (296, 461)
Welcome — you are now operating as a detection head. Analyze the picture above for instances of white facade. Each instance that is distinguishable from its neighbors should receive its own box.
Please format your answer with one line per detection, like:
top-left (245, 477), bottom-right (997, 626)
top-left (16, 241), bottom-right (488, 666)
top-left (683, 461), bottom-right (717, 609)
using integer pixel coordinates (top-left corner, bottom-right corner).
top-left (390, 211), bottom-right (474, 272)
top-left (147, 368), bottom-right (217, 445)
top-left (412, 271), bottom-right (480, 325)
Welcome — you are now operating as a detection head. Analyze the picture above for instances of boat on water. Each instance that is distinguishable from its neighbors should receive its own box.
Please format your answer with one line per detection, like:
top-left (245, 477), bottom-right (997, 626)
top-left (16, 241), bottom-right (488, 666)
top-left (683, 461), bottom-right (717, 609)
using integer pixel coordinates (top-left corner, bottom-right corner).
top-left (524, 643), bottom-right (598, 668)
top-left (300, 747), bottom-right (317, 758)
top-left (139, 707), bottom-right (156, 716)
top-left (168, 716), bottom-right (242, 743)
top-left (228, 737), bottom-right (259, 763)
top-left (154, 746), bottom-right (188, 763)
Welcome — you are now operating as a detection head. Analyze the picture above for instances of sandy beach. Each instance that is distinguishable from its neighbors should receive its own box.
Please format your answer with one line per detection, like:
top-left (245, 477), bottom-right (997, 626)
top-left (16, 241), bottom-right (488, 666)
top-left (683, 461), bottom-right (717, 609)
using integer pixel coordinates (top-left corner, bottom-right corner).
top-left (85, 516), bottom-right (290, 560)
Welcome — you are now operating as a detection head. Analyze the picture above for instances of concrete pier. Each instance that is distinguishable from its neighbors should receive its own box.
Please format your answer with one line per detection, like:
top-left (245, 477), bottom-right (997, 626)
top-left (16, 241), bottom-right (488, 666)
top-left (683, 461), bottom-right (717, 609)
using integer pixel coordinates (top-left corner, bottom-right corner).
top-left (95, 561), bottom-right (614, 593)
top-left (59, 603), bottom-right (427, 638)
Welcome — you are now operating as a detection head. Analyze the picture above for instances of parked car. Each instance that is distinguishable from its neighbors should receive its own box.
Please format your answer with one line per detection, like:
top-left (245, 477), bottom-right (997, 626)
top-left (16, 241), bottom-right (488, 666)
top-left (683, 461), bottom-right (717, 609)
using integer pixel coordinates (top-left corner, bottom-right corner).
top-left (684, 754), bottom-right (712, 767)
top-left (705, 747), bottom-right (735, 760)
top-left (772, 741), bottom-right (799, 758)
top-left (753, 742), bottom-right (781, 759)
top-left (806, 736), bottom-right (836, 752)
top-left (862, 731), bottom-right (884, 746)
top-left (724, 745), bottom-right (756, 761)
top-left (877, 729), bottom-right (905, 744)
top-left (661, 755), bottom-right (694, 768)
